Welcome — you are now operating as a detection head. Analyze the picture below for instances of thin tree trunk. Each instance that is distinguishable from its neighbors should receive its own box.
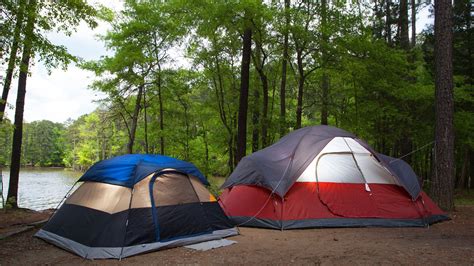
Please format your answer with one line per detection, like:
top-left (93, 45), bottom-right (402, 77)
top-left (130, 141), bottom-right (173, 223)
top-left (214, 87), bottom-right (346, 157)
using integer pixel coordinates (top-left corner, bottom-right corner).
top-left (386, 0), bottom-right (392, 45)
top-left (126, 85), bottom-right (143, 154)
top-left (295, 51), bottom-right (304, 129)
top-left (252, 81), bottom-right (260, 152)
top-left (7, 0), bottom-right (37, 208)
top-left (184, 104), bottom-right (190, 161)
top-left (321, 0), bottom-right (329, 125)
top-left (431, 0), bottom-right (454, 211)
top-left (253, 48), bottom-right (269, 148)
top-left (456, 148), bottom-right (470, 188)
top-left (235, 26), bottom-right (252, 165)
top-left (279, 0), bottom-right (290, 137)
top-left (260, 73), bottom-right (268, 147)
top-left (411, 0), bottom-right (416, 48)
top-left (143, 86), bottom-right (149, 153)
top-left (321, 74), bottom-right (329, 125)
top-left (157, 71), bottom-right (165, 155)
top-left (1, 1), bottom-right (25, 122)
top-left (374, 0), bottom-right (383, 38)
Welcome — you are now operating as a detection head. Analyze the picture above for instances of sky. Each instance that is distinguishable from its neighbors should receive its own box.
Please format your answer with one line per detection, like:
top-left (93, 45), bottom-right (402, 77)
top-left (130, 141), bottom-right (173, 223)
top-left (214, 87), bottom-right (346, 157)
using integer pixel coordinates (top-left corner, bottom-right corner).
top-left (3, 2), bottom-right (434, 123)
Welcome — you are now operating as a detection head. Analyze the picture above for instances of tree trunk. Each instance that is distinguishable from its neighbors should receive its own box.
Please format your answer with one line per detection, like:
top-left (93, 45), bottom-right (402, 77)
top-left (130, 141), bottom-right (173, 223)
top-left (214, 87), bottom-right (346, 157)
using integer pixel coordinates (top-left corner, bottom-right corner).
top-left (253, 52), bottom-right (269, 148)
top-left (386, 0), bottom-right (392, 45)
top-left (0, 1), bottom-right (25, 122)
top-left (374, 0), bottom-right (383, 38)
top-left (321, 0), bottom-right (329, 125)
top-left (279, 0), bottom-right (290, 137)
top-left (252, 81), bottom-right (260, 152)
top-left (260, 72), bottom-right (269, 147)
top-left (399, 0), bottom-right (410, 49)
top-left (183, 103), bottom-right (190, 161)
top-left (431, 0), bottom-right (454, 211)
top-left (143, 86), bottom-right (149, 153)
top-left (157, 71), bottom-right (165, 155)
top-left (321, 74), bottom-right (329, 125)
top-left (295, 51), bottom-right (304, 129)
top-left (456, 148), bottom-right (470, 188)
top-left (235, 27), bottom-right (252, 165)
top-left (7, 0), bottom-right (37, 208)
top-left (411, 0), bottom-right (416, 48)
top-left (126, 85), bottom-right (143, 154)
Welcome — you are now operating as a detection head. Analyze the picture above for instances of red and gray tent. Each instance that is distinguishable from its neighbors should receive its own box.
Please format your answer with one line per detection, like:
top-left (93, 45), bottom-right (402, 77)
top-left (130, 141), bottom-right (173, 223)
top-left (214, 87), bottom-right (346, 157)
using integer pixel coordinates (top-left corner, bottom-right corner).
top-left (36, 154), bottom-right (237, 259)
top-left (219, 126), bottom-right (448, 229)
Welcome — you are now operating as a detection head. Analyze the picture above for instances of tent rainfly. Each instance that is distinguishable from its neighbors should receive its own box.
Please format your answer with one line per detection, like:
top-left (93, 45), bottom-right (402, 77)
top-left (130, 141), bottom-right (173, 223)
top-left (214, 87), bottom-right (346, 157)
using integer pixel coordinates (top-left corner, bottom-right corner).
top-left (36, 154), bottom-right (238, 259)
top-left (219, 125), bottom-right (448, 229)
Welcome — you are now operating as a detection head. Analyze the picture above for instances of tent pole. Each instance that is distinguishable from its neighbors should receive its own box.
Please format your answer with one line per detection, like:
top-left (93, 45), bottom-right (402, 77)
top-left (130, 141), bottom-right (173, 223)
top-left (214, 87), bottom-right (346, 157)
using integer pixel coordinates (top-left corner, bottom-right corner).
top-left (343, 138), bottom-right (371, 192)
top-left (47, 181), bottom-right (79, 223)
top-left (119, 186), bottom-right (135, 260)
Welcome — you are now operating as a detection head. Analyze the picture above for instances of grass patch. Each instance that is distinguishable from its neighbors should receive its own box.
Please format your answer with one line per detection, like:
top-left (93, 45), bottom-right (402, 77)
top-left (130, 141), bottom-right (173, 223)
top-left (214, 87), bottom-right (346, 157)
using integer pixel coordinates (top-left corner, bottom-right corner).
top-left (455, 189), bottom-right (474, 206)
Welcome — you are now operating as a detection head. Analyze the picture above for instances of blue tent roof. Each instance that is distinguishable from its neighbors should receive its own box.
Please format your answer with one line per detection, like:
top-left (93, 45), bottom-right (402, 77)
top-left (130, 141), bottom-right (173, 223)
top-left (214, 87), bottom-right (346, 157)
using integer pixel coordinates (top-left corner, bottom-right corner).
top-left (78, 154), bottom-right (208, 188)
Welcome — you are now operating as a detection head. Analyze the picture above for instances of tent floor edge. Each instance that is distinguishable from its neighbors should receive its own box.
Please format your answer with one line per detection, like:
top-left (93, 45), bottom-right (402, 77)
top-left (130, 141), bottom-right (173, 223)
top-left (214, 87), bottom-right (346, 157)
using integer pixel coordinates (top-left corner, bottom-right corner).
top-left (229, 215), bottom-right (450, 230)
top-left (35, 228), bottom-right (238, 260)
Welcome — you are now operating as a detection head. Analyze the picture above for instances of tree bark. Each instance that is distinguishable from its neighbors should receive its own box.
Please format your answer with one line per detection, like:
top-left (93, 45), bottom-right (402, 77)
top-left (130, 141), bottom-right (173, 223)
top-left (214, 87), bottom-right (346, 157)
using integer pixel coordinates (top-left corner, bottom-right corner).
top-left (295, 50), bottom-right (304, 129)
top-left (126, 84), bottom-right (143, 154)
top-left (321, 74), bottom-right (329, 125)
top-left (157, 69), bottom-right (165, 155)
top-left (252, 79), bottom-right (260, 152)
top-left (1, 1), bottom-right (25, 122)
top-left (279, 0), bottom-right (290, 137)
top-left (411, 0), bottom-right (416, 48)
top-left (456, 148), bottom-right (470, 189)
top-left (386, 0), bottom-right (392, 45)
top-left (143, 86), bottom-right (149, 153)
top-left (399, 0), bottom-right (410, 49)
top-left (431, 0), bottom-right (454, 211)
top-left (253, 44), bottom-right (269, 148)
top-left (321, 0), bottom-right (329, 125)
top-left (373, 0), bottom-right (383, 38)
top-left (177, 96), bottom-right (190, 161)
top-left (235, 26), bottom-right (252, 165)
top-left (260, 72), bottom-right (268, 147)
top-left (7, 0), bottom-right (37, 208)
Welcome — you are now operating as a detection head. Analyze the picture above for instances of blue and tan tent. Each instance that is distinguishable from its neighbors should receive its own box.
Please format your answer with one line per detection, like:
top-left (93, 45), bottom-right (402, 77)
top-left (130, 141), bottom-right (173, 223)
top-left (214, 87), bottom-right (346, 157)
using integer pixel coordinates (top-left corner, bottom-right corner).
top-left (36, 154), bottom-right (237, 259)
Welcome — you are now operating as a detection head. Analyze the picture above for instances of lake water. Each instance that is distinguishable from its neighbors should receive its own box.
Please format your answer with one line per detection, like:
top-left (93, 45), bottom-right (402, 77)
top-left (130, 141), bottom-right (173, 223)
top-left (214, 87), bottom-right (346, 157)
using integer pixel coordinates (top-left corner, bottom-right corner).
top-left (1, 167), bottom-right (82, 211)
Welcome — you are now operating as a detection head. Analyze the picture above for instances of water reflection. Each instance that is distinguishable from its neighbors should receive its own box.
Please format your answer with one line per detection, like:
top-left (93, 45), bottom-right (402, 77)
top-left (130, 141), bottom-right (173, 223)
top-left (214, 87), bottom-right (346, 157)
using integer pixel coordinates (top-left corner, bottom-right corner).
top-left (1, 167), bottom-right (82, 210)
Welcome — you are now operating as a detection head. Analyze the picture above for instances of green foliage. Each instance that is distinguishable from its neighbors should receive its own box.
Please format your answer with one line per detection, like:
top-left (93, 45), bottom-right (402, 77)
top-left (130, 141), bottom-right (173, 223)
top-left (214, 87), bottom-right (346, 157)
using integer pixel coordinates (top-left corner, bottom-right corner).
top-left (21, 120), bottom-right (65, 166)
top-left (0, 120), bottom-right (13, 166)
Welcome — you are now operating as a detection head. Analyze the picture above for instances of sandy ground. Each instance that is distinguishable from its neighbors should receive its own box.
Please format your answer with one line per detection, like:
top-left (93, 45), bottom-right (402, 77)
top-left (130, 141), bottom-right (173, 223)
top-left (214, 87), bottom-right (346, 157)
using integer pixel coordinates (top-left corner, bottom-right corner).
top-left (0, 206), bottom-right (473, 265)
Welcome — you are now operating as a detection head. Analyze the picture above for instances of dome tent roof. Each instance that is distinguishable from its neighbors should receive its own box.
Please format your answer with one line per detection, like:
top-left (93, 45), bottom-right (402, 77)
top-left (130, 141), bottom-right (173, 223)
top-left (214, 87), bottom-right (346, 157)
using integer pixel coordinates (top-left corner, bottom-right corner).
top-left (79, 154), bottom-right (208, 188)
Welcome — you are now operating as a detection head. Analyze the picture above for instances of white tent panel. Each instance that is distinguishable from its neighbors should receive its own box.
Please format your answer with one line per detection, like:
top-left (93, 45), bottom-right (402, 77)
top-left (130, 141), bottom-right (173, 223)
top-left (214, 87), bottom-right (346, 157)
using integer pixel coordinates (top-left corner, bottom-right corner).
top-left (296, 137), bottom-right (396, 184)
top-left (316, 154), bottom-right (365, 183)
top-left (319, 137), bottom-right (370, 154)
top-left (354, 154), bottom-right (398, 185)
top-left (344, 138), bottom-right (371, 154)
top-left (297, 155), bottom-right (318, 182)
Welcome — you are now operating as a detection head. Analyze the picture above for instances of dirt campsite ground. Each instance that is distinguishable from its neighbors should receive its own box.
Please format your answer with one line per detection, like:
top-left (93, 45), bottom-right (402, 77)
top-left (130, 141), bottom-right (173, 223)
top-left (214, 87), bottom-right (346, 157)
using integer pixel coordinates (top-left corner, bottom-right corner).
top-left (0, 206), bottom-right (473, 265)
